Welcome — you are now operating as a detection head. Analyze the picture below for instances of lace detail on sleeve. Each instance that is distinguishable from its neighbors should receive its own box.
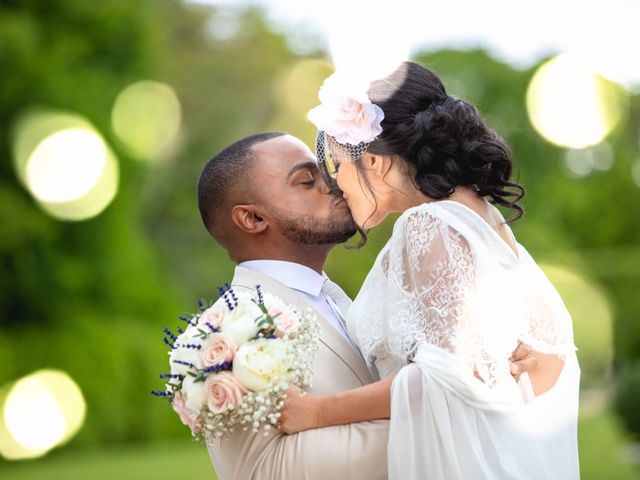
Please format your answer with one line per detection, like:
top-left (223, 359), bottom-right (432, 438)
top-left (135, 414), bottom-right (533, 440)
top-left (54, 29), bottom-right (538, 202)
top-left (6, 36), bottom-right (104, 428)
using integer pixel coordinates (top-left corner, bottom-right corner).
top-left (385, 209), bottom-right (477, 364)
top-left (517, 259), bottom-right (577, 358)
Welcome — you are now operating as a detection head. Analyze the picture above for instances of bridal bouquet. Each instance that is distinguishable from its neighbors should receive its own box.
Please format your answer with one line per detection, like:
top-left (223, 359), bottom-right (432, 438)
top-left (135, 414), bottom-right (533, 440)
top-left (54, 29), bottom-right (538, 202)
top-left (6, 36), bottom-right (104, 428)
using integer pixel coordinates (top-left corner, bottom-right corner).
top-left (152, 284), bottom-right (319, 439)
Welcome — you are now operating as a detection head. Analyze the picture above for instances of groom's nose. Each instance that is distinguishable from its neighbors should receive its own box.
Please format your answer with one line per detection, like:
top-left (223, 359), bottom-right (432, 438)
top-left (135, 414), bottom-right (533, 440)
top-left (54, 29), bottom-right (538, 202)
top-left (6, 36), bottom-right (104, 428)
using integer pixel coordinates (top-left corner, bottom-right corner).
top-left (318, 179), bottom-right (332, 195)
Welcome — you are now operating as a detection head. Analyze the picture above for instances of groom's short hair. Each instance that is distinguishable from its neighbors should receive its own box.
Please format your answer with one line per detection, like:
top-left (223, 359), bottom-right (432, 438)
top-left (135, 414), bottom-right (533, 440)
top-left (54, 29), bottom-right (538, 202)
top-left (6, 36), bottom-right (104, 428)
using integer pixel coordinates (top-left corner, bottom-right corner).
top-left (198, 131), bottom-right (286, 240)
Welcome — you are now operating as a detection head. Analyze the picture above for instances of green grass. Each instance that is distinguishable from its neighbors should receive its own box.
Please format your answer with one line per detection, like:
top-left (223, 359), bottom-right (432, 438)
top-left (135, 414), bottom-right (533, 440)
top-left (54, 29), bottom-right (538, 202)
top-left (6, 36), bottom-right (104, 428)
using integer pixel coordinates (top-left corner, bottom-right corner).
top-left (0, 438), bottom-right (217, 480)
top-left (0, 409), bottom-right (637, 480)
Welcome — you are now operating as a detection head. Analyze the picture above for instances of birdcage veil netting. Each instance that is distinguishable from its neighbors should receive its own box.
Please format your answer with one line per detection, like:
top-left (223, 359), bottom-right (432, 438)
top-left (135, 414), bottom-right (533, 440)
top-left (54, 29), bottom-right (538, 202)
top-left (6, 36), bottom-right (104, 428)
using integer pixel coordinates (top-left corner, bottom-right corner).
top-left (315, 130), bottom-right (369, 192)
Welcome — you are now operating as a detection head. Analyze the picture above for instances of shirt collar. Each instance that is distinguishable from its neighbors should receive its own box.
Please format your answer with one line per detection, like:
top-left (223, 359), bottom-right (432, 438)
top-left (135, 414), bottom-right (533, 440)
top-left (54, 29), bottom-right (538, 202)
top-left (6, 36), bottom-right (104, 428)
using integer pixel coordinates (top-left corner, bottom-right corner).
top-left (238, 260), bottom-right (326, 297)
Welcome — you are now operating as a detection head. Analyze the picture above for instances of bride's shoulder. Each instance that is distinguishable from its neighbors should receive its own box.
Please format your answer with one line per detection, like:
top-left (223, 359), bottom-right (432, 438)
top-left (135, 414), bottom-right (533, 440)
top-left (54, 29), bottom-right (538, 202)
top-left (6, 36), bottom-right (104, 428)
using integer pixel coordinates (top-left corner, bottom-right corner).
top-left (391, 202), bottom-right (474, 247)
top-left (394, 202), bottom-right (463, 235)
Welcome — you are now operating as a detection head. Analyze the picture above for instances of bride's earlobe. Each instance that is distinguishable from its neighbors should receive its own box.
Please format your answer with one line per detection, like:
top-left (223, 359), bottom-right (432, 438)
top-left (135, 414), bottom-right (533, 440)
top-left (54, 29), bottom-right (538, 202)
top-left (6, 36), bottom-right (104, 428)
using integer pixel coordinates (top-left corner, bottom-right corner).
top-left (366, 153), bottom-right (392, 178)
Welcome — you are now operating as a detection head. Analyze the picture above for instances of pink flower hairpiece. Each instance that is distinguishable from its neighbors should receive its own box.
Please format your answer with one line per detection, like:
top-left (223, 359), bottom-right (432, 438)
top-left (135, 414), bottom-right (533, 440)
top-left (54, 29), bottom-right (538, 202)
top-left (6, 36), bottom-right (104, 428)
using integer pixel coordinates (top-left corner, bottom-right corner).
top-left (307, 73), bottom-right (384, 146)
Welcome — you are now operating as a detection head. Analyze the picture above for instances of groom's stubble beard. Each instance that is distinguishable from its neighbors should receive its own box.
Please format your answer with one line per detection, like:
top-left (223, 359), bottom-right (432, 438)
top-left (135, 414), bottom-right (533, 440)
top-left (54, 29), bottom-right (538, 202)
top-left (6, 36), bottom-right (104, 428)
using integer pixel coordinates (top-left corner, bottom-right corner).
top-left (269, 203), bottom-right (357, 245)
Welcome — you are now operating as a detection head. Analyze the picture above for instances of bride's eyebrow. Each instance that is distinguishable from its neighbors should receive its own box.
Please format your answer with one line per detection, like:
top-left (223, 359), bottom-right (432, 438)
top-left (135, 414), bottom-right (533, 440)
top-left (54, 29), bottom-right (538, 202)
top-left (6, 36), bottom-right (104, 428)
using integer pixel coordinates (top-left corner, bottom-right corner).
top-left (286, 161), bottom-right (319, 181)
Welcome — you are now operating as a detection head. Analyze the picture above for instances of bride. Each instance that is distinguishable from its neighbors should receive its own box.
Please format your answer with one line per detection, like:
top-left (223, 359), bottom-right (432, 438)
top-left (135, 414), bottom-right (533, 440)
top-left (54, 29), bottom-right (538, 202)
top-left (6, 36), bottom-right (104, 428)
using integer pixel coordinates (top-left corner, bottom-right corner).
top-left (277, 61), bottom-right (580, 479)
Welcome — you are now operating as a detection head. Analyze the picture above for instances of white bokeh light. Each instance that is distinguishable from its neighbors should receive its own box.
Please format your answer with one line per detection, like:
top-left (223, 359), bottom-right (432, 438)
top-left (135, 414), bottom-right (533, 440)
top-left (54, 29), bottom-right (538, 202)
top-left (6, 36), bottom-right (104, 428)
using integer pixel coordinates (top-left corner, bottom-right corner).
top-left (4, 379), bottom-right (67, 451)
top-left (526, 54), bottom-right (626, 149)
top-left (1, 370), bottom-right (86, 460)
top-left (26, 128), bottom-right (107, 203)
top-left (11, 110), bottom-right (120, 222)
top-left (564, 143), bottom-right (614, 177)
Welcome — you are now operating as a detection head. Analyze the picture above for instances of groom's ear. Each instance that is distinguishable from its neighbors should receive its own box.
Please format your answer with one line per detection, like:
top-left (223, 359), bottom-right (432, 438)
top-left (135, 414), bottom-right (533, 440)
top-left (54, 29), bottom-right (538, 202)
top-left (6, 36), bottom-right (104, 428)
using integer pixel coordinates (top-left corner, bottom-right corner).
top-left (230, 204), bottom-right (268, 235)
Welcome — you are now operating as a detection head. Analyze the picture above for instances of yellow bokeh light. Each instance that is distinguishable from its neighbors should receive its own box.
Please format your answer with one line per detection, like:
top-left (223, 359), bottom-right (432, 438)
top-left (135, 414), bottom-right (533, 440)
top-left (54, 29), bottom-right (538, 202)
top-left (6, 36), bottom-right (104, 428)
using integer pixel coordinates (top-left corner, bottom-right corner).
top-left (526, 54), bottom-right (626, 149)
top-left (541, 264), bottom-right (613, 383)
top-left (270, 59), bottom-right (334, 144)
top-left (0, 370), bottom-right (86, 460)
top-left (26, 128), bottom-right (107, 203)
top-left (11, 109), bottom-right (120, 221)
top-left (111, 80), bottom-right (182, 160)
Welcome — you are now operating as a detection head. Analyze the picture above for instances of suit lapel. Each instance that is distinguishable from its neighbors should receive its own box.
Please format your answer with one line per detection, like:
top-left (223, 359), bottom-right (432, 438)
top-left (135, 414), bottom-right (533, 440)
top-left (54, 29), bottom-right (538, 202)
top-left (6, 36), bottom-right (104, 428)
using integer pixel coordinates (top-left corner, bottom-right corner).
top-left (231, 266), bottom-right (373, 386)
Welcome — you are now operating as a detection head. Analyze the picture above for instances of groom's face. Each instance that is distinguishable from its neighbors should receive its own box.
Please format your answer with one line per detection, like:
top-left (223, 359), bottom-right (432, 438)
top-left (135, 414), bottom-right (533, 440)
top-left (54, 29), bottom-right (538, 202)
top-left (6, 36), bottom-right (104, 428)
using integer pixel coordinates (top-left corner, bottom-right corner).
top-left (251, 135), bottom-right (357, 244)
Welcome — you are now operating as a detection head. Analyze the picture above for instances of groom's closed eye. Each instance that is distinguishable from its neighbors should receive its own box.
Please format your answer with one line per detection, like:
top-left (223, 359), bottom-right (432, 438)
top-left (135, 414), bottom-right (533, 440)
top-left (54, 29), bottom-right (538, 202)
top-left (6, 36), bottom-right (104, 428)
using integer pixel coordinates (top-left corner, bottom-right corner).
top-left (287, 162), bottom-right (320, 187)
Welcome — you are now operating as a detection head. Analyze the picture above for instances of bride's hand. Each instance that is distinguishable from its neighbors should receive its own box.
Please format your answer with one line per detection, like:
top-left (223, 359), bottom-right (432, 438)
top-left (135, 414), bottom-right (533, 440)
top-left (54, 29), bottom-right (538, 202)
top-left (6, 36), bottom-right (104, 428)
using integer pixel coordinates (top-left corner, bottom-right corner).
top-left (509, 342), bottom-right (538, 382)
top-left (277, 385), bottom-right (323, 434)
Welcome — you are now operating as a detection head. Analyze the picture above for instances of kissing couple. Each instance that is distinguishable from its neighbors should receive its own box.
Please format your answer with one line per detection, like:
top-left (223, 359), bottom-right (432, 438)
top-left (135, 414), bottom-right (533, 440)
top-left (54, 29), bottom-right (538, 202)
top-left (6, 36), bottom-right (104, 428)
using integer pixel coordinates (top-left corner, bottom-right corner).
top-left (197, 61), bottom-right (580, 479)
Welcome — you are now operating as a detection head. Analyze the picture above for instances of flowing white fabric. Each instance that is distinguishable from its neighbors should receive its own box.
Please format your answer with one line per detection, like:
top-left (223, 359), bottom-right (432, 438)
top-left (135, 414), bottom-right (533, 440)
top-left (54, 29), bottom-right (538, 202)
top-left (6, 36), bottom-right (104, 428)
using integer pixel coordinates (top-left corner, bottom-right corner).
top-left (347, 200), bottom-right (580, 479)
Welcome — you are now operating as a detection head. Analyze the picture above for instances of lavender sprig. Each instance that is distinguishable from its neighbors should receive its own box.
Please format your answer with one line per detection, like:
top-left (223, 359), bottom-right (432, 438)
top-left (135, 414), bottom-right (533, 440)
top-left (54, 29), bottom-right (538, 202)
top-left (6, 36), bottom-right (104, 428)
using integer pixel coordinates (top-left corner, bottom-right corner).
top-left (202, 361), bottom-right (233, 374)
top-left (256, 284), bottom-right (264, 304)
top-left (179, 315), bottom-right (196, 327)
top-left (218, 286), bottom-right (234, 311)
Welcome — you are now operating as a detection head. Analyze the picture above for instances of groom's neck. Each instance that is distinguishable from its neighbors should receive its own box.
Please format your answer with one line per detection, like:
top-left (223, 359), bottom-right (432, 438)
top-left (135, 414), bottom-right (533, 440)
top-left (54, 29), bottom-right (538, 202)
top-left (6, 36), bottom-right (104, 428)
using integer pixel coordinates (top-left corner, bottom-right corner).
top-left (234, 244), bottom-right (332, 275)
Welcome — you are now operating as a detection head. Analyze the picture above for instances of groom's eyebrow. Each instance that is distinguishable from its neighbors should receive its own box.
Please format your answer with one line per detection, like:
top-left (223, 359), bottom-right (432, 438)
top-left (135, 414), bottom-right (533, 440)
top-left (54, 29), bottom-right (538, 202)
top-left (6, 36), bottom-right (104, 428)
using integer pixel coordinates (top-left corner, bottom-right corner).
top-left (286, 161), bottom-right (319, 180)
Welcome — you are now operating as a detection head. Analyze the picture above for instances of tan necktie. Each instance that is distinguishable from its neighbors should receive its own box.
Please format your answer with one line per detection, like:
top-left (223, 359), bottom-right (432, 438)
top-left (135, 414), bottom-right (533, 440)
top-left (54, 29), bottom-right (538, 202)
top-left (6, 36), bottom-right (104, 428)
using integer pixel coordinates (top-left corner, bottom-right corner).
top-left (321, 278), bottom-right (364, 356)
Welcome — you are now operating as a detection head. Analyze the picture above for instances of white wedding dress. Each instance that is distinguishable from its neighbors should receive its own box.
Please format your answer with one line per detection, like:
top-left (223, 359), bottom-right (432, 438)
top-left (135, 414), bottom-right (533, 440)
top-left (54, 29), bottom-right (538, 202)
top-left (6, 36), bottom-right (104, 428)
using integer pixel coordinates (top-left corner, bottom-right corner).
top-left (347, 200), bottom-right (580, 479)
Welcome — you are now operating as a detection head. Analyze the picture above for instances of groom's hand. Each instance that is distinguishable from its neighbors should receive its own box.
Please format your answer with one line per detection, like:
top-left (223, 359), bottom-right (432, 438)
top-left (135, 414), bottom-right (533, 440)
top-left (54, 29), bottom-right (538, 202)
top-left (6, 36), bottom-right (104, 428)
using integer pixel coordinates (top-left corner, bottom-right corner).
top-left (509, 342), bottom-right (538, 382)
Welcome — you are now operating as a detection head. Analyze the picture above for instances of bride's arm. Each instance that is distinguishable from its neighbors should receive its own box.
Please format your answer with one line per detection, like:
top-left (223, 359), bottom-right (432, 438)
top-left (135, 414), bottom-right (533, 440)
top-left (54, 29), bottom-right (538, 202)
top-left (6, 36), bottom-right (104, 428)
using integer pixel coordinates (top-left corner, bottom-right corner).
top-left (278, 374), bottom-right (396, 434)
top-left (278, 342), bottom-right (538, 434)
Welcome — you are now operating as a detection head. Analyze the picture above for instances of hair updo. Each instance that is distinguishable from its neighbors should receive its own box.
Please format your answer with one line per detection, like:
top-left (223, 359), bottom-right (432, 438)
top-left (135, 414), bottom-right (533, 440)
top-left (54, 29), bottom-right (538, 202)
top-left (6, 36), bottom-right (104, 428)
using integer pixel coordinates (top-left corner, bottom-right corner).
top-left (365, 61), bottom-right (524, 221)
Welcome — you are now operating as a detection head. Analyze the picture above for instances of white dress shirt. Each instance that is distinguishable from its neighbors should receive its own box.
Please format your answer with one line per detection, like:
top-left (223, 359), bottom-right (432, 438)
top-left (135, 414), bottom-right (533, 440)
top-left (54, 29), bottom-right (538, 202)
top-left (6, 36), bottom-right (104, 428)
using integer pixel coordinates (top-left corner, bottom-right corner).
top-left (238, 260), bottom-right (355, 345)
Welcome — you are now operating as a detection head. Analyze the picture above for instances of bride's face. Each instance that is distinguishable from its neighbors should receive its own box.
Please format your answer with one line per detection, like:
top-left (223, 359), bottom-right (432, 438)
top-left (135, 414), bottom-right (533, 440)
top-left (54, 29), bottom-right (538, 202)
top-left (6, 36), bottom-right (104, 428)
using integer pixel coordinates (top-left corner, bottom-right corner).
top-left (335, 155), bottom-right (393, 229)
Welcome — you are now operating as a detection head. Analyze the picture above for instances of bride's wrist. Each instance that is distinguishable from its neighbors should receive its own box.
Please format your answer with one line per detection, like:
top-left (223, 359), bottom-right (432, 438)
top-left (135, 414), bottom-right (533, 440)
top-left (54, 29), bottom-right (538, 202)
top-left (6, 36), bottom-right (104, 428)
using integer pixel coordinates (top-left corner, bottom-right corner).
top-left (316, 395), bottom-right (333, 428)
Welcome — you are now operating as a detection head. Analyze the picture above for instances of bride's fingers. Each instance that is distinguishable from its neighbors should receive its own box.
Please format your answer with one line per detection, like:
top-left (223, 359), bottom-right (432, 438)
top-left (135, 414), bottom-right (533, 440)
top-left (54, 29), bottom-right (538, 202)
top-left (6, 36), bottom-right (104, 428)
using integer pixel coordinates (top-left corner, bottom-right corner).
top-left (510, 342), bottom-right (532, 362)
top-left (510, 356), bottom-right (538, 381)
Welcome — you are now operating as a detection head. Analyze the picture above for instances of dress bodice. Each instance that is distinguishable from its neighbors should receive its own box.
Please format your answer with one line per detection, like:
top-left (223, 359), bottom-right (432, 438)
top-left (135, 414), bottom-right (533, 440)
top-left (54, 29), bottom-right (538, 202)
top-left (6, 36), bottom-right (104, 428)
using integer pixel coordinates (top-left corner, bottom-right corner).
top-left (347, 200), bottom-right (577, 382)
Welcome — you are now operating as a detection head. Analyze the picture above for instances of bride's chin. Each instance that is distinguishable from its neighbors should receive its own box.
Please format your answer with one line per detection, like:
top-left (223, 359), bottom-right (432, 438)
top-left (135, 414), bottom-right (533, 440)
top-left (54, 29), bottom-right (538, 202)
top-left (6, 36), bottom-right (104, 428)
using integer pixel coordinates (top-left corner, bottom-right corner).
top-left (357, 212), bottom-right (383, 230)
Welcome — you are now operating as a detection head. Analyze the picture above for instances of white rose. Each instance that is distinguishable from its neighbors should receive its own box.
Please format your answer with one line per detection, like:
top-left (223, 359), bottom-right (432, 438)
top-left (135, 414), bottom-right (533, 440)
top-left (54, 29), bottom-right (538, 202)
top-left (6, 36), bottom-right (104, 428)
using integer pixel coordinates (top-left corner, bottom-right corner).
top-left (181, 374), bottom-right (207, 412)
top-left (232, 338), bottom-right (290, 391)
top-left (169, 328), bottom-right (204, 376)
top-left (220, 300), bottom-right (262, 346)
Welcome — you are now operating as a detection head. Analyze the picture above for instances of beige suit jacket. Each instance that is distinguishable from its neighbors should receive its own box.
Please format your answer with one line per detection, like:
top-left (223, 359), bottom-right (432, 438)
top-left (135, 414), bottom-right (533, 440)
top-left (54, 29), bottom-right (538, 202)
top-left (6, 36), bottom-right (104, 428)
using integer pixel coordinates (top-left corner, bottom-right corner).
top-left (206, 266), bottom-right (389, 480)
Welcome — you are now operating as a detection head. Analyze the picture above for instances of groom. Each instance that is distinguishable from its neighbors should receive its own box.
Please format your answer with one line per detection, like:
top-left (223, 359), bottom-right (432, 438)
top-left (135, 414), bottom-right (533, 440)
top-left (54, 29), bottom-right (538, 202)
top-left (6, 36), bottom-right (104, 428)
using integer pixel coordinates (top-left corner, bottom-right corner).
top-left (197, 132), bottom-right (536, 480)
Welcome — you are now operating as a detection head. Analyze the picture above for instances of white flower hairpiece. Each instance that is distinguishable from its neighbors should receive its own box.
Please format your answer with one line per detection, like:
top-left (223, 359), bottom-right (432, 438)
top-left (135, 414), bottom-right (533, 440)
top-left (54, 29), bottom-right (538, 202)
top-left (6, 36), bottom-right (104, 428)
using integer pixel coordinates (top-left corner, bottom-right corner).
top-left (307, 73), bottom-right (384, 146)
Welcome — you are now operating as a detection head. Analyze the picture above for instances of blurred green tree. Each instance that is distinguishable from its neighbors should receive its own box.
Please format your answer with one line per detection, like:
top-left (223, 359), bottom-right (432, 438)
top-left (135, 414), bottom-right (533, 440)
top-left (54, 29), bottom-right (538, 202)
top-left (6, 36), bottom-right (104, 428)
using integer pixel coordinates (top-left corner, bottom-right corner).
top-left (0, 0), bottom-right (296, 450)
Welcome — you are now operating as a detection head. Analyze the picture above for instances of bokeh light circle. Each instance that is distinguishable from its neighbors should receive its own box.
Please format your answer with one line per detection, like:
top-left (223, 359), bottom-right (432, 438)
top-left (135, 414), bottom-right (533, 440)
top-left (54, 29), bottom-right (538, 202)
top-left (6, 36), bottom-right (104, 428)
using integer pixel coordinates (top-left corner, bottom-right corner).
top-left (564, 142), bottom-right (614, 178)
top-left (541, 264), bottom-right (613, 384)
top-left (11, 109), bottom-right (119, 221)
top-left (270, 59), bottom-right (334, 143)
top-left (26, 128), bottom-right (108, 203)
top-left (526, 54), bottom-right (626, 149)
top-left (0, 370), bottom-right (86, 460)
top-left (111, 80), bottom-right (182, 159)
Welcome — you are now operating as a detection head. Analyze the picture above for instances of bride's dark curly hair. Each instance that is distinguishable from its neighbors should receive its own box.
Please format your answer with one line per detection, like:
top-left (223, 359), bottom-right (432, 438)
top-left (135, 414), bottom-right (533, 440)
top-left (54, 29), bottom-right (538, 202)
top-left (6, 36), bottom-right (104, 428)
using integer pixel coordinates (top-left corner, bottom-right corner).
top-left (362, 61), bottom-right (525, 222)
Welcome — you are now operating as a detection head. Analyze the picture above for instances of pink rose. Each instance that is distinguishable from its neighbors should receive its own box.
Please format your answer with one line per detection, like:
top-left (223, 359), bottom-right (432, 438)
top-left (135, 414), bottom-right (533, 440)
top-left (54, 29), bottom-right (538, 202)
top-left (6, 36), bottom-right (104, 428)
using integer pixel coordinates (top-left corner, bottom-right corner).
top-left (269, 307), bottom-right (300, 337)
top-left (172, 392), bottom-right (203, 433)
top-left (308, 73), bottom-right (384, 146)
top-left (199, 307), bottom-right (227, 329)
top-left (200, 332), bottom-right (236, 367)
top-left (205, 371), bottom-right (247, 414)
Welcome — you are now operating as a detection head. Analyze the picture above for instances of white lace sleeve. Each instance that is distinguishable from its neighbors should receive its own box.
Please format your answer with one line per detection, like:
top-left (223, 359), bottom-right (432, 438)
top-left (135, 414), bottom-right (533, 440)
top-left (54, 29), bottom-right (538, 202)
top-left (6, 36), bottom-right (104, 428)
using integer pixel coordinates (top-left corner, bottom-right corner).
top-left (384, 208), bottom-right (476, 365)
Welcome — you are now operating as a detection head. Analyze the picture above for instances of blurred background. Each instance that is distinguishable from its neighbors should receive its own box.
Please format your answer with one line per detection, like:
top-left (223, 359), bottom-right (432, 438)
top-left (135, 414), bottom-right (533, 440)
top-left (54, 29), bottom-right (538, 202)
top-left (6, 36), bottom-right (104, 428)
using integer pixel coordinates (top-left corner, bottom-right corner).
top-left (0, 0), bottom-right (639, 478)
